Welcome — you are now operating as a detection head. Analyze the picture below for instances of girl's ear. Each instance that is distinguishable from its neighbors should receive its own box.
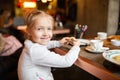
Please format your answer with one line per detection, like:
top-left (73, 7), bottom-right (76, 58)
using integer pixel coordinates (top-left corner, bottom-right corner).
top-left (25, 30), bottom-right (31, 39)
top-left (26, 29), bottom-right (31, 36)
top-left (27, 32), bottom-right (31, 36)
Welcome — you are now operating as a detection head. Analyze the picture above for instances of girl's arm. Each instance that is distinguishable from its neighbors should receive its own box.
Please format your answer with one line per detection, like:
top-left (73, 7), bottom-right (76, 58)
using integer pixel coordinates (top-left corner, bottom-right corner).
top-left (47, 41), bottom-right (61, 49)
top-left (30, 38), bottom-right (81, 68)
top-left (30, 45), bottom-right (80, 68)
top-left (47, 37), bottom-right (70, 49)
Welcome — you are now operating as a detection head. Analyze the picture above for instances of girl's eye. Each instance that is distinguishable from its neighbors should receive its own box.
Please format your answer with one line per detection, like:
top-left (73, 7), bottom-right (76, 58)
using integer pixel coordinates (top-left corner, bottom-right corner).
top-left (48, 28), bottom-right (52, 30)
top-left (37, 28), bottom-right (43, 30)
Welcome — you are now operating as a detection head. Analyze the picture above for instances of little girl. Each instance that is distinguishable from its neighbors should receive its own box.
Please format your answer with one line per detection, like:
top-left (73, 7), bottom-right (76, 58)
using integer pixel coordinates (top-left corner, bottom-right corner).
top-left (18, 9), bottom-right (81, 80)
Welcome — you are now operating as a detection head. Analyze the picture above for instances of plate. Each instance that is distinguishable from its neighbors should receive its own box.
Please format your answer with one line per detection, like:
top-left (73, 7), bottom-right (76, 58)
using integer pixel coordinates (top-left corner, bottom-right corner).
top-left (85, 46), bottom-right (109, 53)
top-left (62, 39), bottom-right (90, 49)
top-left (78, 39), bottom-right (90, 46)
top-left (102, 50), bottom-right (120, 65)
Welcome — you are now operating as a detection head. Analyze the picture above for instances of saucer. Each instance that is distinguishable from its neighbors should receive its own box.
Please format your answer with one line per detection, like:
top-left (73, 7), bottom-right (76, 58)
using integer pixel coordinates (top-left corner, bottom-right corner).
top-left (85, 46), bottom-right (109, 53)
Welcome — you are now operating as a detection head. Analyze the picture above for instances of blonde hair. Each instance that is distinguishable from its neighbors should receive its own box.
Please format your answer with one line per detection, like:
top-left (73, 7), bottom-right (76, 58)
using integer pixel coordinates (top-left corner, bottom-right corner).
top-left (26, 9), bottom-right (54, 31)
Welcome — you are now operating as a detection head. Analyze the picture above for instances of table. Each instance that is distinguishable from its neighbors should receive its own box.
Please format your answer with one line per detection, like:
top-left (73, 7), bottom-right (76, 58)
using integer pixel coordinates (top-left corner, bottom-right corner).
top-left (52, 45), bottom-right (120, 80)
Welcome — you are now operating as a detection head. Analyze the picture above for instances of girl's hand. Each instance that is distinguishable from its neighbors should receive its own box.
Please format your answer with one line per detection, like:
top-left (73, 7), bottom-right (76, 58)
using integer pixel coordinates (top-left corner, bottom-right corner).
top-left (72, 39), bottom-right (81, 46)
top-left (59, 37), bottom-right (81, 46)
top-left (59, 37), bottom-right (70, 45)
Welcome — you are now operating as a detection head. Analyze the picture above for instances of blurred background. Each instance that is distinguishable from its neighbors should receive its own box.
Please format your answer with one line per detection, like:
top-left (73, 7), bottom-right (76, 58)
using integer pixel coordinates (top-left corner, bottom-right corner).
top-left (0, 0), bottom-right (119, 38)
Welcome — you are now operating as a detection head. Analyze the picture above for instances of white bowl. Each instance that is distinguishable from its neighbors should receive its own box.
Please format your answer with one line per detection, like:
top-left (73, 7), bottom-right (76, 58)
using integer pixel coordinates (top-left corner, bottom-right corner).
top-left (111, 39), bottom-right (120, 46)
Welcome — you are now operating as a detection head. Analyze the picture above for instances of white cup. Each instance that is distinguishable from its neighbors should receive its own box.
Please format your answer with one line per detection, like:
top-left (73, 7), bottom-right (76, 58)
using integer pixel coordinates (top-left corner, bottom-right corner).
top-left (97, 32), bottom-right (107, 40)
top-left (90, 40), bottom-right (103, 51)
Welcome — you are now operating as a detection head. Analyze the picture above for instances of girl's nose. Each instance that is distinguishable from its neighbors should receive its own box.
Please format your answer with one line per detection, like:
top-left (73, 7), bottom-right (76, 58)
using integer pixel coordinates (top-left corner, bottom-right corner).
top-left (43, 29), bottom-right (48, 35)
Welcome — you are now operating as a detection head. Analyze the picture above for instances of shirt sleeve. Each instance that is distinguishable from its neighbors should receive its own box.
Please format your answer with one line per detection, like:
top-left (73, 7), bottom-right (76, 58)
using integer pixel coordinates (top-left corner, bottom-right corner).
top-left (47, 41), bottom-right (62, 49)
top-left (30, 45), bottom-right (80, 68)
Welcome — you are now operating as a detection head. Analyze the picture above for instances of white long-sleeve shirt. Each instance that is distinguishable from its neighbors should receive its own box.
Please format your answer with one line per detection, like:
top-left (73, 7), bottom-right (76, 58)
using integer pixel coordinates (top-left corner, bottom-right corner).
top-left (18, 39), bottom-right (80, 80)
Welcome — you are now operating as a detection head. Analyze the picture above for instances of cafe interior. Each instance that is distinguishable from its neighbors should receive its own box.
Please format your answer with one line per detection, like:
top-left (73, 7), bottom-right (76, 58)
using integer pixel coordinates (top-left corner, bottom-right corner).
top-left (0, 0), bottom-right (120, 80)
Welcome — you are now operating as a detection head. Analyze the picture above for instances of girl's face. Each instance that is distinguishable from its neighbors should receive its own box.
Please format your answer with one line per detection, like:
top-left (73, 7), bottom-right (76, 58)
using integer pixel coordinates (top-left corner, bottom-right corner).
top-left (29, 16), bottom-right (53, 45)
